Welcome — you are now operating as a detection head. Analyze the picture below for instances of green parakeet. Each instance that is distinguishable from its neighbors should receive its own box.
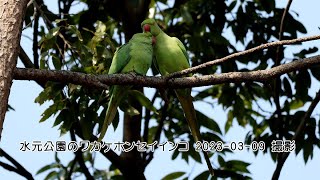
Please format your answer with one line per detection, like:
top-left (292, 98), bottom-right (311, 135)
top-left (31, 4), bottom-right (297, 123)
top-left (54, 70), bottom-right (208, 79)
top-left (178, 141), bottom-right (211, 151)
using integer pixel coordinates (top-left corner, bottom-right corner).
top-left (141, 19), bottom-right (215, 176)
top-left (97, 32), bottom-right (155, 142)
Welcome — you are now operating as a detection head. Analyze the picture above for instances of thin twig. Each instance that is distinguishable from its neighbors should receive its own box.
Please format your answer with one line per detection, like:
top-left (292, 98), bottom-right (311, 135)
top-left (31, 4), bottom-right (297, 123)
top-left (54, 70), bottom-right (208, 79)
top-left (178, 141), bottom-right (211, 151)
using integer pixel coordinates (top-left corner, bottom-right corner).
top-left (156, 2), bottom-right (165, 19)
top-left (66, 156), bottom-right (77, 180)
top-left (33, 8), bottom-right (40, 69)
top-left (277, 0), bottom-right (293, 49)
top-left (272, 90), bottom-right (320, 180)
top-left (70, 129), bottom-right (94, 180)
top-left (273, 0), bottom-right (293, 171)
top-left (33, 0), bottom-right (54, 29)
top-left (167, 35), bottom-right (320, 78)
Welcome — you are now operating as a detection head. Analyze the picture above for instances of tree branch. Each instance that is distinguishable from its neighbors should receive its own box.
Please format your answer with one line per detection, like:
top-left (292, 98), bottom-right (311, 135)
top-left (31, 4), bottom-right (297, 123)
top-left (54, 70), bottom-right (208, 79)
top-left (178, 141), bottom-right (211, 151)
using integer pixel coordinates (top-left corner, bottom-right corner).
top-left (18, 46), bottom-right (46, 88)
top-left (19, 46), bottom-right (35, 69)
top-left (272, 89), bottom-right (320, 180)
top-left (0, 148), bottom-right (34, 180)
top-left (14, 68), bottom-right (109, 89)
top-left (167, 35), bottom-right (320, 78)
top-left (0, 161), bottom-right (30, 179)
top-left (13, 55), bottom-right (320, 88)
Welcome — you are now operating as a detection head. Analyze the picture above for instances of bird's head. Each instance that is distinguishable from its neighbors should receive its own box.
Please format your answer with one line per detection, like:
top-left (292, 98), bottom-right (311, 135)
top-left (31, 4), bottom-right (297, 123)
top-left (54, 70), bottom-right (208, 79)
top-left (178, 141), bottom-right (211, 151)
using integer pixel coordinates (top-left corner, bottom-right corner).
top-left (131, 32), bottom-right (156, 46)
top-left (141, 19), bottom-right (161, 36)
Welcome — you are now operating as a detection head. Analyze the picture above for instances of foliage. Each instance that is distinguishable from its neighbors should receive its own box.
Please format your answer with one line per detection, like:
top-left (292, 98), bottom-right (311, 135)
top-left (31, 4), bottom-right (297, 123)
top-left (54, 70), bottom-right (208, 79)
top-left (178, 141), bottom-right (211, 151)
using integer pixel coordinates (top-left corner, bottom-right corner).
top-left (16, 0), bottom-right (320, 179)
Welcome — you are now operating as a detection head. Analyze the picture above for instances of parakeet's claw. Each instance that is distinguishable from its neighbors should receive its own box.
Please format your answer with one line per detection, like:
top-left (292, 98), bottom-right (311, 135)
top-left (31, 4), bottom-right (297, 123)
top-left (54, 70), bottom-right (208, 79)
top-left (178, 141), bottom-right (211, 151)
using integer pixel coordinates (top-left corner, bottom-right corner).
top-left (128, 71), bottom-right (137, 76)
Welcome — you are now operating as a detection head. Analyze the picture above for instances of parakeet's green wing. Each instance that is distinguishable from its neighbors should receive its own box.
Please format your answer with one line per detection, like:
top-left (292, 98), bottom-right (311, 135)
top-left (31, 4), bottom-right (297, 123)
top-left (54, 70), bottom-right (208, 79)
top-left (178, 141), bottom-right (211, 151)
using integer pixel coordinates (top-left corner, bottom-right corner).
top-left (98, 32), bottom-right (154, 142)
top-left (173, 37), bottom-right (189, 67)
top-left (108, 43), bottom-right (132, 75)
top-left (142, 19), bottom-right (215, 175)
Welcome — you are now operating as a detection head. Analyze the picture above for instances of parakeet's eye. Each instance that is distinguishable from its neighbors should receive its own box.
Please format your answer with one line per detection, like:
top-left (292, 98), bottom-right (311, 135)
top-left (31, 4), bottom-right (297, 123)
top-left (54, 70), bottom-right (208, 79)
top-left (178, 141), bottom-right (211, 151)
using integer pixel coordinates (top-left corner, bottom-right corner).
top-left (144, 24), bottom-right (150, 32)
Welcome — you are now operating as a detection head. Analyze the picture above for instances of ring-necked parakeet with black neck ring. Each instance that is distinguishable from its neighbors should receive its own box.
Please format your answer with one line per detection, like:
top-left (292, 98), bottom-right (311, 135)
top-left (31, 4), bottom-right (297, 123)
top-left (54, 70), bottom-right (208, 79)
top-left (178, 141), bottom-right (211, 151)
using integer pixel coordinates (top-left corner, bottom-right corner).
top-left (141, 19), bottom-right (215, 176)
top-left (97, 32), bottom-right (156, 142)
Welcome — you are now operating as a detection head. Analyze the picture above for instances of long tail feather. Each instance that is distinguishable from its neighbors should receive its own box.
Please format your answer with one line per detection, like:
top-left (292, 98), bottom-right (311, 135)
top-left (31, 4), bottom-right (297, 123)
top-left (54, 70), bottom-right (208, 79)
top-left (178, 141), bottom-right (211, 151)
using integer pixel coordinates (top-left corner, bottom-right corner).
top-left (175, 89), bottom-right (215, 176)
top-left (98, 86), bottom-right (129, 141)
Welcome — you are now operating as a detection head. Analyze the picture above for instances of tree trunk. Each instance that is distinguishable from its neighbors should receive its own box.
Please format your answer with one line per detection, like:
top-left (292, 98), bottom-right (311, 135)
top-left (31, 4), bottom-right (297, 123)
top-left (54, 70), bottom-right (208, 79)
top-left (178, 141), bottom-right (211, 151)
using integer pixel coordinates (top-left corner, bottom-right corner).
top-left (0, 0), bottom-right (29, 141)
top-left (121, 88), bottom-right (146, 180)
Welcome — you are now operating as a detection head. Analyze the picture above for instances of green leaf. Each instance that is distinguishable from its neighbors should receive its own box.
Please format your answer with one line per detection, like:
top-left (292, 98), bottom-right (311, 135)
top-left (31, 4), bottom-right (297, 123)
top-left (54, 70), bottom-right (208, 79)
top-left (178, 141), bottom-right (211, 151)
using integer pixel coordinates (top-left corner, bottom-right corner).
top-left (119, 102), bottom-right (140, 116)
top-left (58, 106), bottom-right (76, 136)
top-left (111, 111), bottom-right (120, 130)
top-left (189, 146), bottom-right (202, 163)
top-left (161, 171), bottom-right (186, 180)
top-left (172, 148), bottom-right (179, 160)
top-left (196, 110), bottom-right (222, 134)
top-left (128, 90), bottom-right (158, 114)
top-left (69, 25), bottom-right (83, 41)
top-left (303, 142), bottom-right (313, 163)
top-left (194, 170), bottom-right (210, 180)
top-left (50, 27), bottom-right (60, 37)
top-left (44, 171), bottom-right (58, 180)
top-left (51, 53), bottom-right (62, 70)
top-left (54, 19), bottom-right (67, 23)
top-left (35, 88), bottom-right (49, 105)
top-left (53, 108), bottom-right (67, 127)
top-left (310, 65), bottom-right (320, 81)
top-left (283, 77), bottom-right (292, 98)
top-left (294, 47), bottom-right (318, 58)
top-left (36, 163), bottom-right (59, 175)
top-left (39, 101), bottom-right (65, 122)
top-left (80, 107), bottom-right (96, 139)
top-left (259, 0), bottom-right (275, 13)
top-left (40, 53), bottom-right (48, 69)
top-left (39, 27), bottom-right (60, 45)
top-left (227, 1), bottom-right (237, 12)
top-left (218, 155), bottom-right (225, 166)
top-left (194, 86), bottom-right (220, 101)
top-left (181, 6), bottom-right (193, 25)
top-left (225, 110), bottom-right (234, 133)
top-left (225, 160), bottom-right (250, 173)
top-left (295, 70), bottom-right (311, 101)
top-left (289, 99), bottom-right (304, 110)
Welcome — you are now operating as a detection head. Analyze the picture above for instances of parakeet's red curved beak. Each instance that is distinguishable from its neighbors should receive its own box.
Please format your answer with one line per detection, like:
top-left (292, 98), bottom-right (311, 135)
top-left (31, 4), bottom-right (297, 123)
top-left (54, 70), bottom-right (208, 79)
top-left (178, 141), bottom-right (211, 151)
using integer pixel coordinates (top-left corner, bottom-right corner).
top-left (152, 36), bottom-right (156, 45)
top-left (143, 24), bottom-right (150, 32)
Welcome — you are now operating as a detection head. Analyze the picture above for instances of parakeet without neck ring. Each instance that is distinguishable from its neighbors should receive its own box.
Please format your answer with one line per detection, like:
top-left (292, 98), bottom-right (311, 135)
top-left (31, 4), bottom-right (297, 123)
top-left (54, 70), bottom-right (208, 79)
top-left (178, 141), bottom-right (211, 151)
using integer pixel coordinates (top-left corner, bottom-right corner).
top-left (97, 32), bottom-right (155, 142)
top-left (141, 19), bottom-right (215, 176)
